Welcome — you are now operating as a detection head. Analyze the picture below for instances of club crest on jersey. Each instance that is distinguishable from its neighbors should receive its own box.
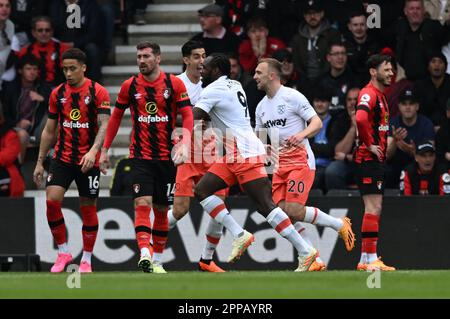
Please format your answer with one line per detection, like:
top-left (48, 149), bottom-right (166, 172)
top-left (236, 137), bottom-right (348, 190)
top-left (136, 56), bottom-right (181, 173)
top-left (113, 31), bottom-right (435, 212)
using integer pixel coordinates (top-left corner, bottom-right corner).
top-left (51, 52), bottom-right (57, 61)
top-left (47, 173), bottom-right (53, 183)
top-left (133, 184), bottom-right (140, 194)
top-left (84, 95), bottom-right (91, 105)
top-left (277, 105), bottom-right (285, 114)
top-left (163, 88), bottom-right (171, 100)
top-left (377, 181), bottom-right (383, 190)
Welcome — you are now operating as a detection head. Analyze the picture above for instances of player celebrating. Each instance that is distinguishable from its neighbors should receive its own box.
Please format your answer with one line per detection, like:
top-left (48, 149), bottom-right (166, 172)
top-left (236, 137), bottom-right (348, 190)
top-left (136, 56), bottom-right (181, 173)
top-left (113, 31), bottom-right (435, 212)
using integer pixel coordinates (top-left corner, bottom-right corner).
top-left (193, 53), bottom-right (317, 272)
top-left (168, 40), bottom-right (234, 272)
top-left (100, 42), bottom-right (193, 274)
top-left (253, 58), bottom-right (355, 271)
top-left (33, 48), bottom-right (111, 273)
top-left (354, 54), bottom-right (395, 271)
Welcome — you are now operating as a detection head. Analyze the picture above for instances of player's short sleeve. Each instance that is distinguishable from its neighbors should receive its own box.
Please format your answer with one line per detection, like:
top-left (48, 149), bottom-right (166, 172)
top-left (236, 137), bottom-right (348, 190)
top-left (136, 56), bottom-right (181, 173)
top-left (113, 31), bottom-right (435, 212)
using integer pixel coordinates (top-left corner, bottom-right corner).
top-left (95, 84), bottom-right (111, 115)
top-left (254, 102), bottom-right (264, 129)
top-left (47, 89), bottom-right (59, 120)
top-left (115, 78), bottom-right (132, 110)
top-left (356, 88), bottom-right (376, 113)
top-left (173, 76), bottom-right (192, 109)
top-left (294, 91), bottom-right (316, 121)
top-left (195, 85), bottom-right (220, 113)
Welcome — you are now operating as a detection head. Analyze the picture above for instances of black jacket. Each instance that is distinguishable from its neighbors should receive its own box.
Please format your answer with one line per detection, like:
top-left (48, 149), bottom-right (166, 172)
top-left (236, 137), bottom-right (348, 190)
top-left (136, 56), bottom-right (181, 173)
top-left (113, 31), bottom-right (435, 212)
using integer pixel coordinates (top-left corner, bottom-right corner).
top-left (392, 17), bottom-right (447, 81)
top-left (1, 78), bottom-right (51, 134)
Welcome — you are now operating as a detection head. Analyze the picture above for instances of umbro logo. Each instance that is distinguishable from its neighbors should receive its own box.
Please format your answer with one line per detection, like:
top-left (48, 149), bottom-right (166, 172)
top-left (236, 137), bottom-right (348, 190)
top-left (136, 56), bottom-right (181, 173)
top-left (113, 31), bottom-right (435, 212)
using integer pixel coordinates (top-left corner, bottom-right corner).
top-left (134, 93), bottom-right (142, 100)
top-left (60, 98), bottom-right (67, 104)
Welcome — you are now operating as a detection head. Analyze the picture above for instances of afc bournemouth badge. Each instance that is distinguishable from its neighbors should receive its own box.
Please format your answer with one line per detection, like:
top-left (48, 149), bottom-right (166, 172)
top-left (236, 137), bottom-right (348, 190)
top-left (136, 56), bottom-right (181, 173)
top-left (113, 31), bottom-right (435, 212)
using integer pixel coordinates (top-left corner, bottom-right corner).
top-left (377, 181), bottom-right (383, 190)
top-left (163, 88), bottom-right (171, 100)
top-left (47, 173), bottom-right (53, 183)
top-left (133, 184), bottom-right (140, 194)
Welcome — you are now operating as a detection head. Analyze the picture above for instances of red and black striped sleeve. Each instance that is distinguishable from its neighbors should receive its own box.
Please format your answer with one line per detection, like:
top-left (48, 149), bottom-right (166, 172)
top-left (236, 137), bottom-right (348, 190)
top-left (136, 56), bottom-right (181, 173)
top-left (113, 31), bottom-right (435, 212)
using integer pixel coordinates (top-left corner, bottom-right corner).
top-left (47, 88), bottom-right (59, 120)
top-left (355, 89), bottom-right (376, 148)
top-left (94, 83), bottom-right (111, 115)
top-left (173, 76), bottom-right (192, 110)
top-left (115, 78), bottom-right (132, 110)
top-left (403, 171), bottom-right (412, 196)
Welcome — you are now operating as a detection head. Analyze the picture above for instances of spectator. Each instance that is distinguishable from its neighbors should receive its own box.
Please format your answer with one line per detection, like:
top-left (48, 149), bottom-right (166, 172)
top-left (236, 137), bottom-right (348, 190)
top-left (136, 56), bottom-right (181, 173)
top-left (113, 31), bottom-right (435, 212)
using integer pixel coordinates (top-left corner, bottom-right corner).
top-left (49, 0), bottom-right (102, 82)
top-left (126, 0), bottom-right (149, 25)
top-left (391, 0), bottom-right (447, 81)
top-left (435, 99), bottom-right (450, 168)
top-left (238, 16), bottom-right (285, 74)
top-left (271, 48), bottom-right (313, 96)
top-left (0, 0), bottom-right (18, 87)
top-left (290, 0), bottom-right (341, 82)
top-left (400, 141), bottom-right (450, 195)
top-left (424, 0), bottom-right (450, 25)
top-left (382, 47), bottom-right (413, 119)
top-left (322, 0), bottom-right (365, 33)
top-left (10, 0), bottom-right (48, 48)
top-left (110, 156), bottom-right (133, 197)
top-left (266, 0), bottom-right (303, 45)
top-left (386, 89), bottom-right (436, 187)
top-left (1, 55), bottom-right (51, 163)
top-left (414, 52), bottom-right (450, 129)
top-left (215, 0), bottom-right (267, 37)
top-left (309, 89), bottom-right (346, 192)
top-left (317, 42), bottom-right (358, 113)
top-left (0, 102), bottom-right (24, 197)
top-left (325, 87), bottom-right (360, 190)
top-left (343, 11), bottom-right (379, 84)
top-left (191, 4), bottom-right (240, 55)
top-left (17, 16), bottom-right (70, 87)
top-left (228, 52), bottom-right (252, 88)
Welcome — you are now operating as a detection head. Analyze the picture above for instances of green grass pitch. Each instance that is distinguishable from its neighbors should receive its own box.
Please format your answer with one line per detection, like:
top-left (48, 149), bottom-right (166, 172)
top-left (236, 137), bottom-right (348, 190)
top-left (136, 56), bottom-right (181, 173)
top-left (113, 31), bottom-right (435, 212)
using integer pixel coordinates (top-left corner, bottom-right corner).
top-left (1, 271), bottom-right (450, 299)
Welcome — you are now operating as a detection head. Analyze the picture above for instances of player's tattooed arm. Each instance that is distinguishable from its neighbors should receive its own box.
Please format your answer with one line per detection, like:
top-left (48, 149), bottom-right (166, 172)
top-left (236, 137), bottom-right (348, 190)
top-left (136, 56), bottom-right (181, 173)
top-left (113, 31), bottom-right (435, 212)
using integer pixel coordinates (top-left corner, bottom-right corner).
top-left (92, 113), bottom-right (111, 152)
top-left (33, 118), bottom-right (57, 186)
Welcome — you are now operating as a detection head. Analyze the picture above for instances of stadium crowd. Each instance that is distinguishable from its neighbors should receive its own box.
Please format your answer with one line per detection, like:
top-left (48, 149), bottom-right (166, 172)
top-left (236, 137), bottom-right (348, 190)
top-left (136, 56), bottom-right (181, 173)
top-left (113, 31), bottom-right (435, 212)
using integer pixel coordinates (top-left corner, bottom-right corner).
top-left (0, 0), bottom-right (449, 198)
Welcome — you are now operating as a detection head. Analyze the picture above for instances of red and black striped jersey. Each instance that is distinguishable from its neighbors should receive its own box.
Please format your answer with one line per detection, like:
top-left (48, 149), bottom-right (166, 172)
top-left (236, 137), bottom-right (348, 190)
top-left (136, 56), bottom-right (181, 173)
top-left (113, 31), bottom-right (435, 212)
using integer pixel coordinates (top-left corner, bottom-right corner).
top-left (115, 72), bottom-right (191, 161)
top-left (48, 78), bottom-right (111, 166)
top-left (18, 40), bottom-right (70, 86)
top-left (354, 82), bottom-right (389, 163)
top-left (400, 163), bottom-right (450, 195)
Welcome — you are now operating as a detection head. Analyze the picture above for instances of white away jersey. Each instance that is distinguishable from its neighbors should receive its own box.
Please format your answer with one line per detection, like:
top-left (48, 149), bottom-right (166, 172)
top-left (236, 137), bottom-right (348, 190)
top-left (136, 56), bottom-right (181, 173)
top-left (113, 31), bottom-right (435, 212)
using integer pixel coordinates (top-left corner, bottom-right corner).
top-left (255, 86), bottom-right (317, 169)
top-left (195, 76), bottom-right (266, 158)
top-left (177, 72), bottom-right (203, 105)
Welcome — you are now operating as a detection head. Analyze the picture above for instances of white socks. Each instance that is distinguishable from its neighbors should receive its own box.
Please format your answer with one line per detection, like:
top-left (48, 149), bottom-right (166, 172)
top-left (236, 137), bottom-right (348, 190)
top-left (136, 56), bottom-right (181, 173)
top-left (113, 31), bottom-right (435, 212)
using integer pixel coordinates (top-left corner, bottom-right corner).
top-left (304, 206), bottom-right (343, 231)
top-left (267, 207), bottom-right (312, 257)
top-left (200, 195), bottom-right (243, 238)
top-left (167, 209), bottom-right (178, 230)
top-left (81, 251), bottom-right (92, 264)
top-left (58, 243), bottom-right (69, 254)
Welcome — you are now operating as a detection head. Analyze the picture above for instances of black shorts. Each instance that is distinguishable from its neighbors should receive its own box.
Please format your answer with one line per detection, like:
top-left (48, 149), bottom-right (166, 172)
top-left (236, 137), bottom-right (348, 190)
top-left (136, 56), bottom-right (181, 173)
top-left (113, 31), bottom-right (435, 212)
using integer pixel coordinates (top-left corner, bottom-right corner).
top-left (46, 159), bottom-right (100, 198)
top-left (129, 158), bottom-right (176, 205)
top-left (355, 161), bottom-right (386, 195)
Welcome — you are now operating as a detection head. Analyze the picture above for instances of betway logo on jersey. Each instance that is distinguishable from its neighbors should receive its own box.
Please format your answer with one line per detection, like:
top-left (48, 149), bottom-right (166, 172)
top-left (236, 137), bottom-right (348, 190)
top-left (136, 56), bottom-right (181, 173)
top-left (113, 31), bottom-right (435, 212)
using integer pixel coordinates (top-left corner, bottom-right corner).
top-left (263, 118), bottom-right (287, 128)
top-left (138, 115), bottom-right (169, 123)
top-left (63, 120), bottom-right (90, 128)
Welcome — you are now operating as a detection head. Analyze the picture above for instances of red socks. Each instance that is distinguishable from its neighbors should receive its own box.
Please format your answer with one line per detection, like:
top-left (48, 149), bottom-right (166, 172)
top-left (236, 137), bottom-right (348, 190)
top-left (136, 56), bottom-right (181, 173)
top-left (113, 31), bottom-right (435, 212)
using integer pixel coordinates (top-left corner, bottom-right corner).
top-left (152, 207), bottom-right (169, 254)
top-left (361, 213), bottom-right (379, 254)
top-left (80, 205), bottom-right (98, 252)
top-left (46, 200), bottom-right (67, 245)
top-left (135, 205), bottom-right (152, 250)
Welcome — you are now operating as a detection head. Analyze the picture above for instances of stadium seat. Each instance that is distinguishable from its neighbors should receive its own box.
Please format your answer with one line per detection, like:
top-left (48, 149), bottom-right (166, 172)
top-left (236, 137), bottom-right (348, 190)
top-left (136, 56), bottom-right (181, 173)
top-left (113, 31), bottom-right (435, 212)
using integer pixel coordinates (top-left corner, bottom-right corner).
top-left (309, 189), bottom-right (323, 196)
top-left (326, 189), bottom-right (360, 197)
top-left (0, 254), bottom-right (41, 272)
top-left (384, 188), bottom-right (400, 196)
